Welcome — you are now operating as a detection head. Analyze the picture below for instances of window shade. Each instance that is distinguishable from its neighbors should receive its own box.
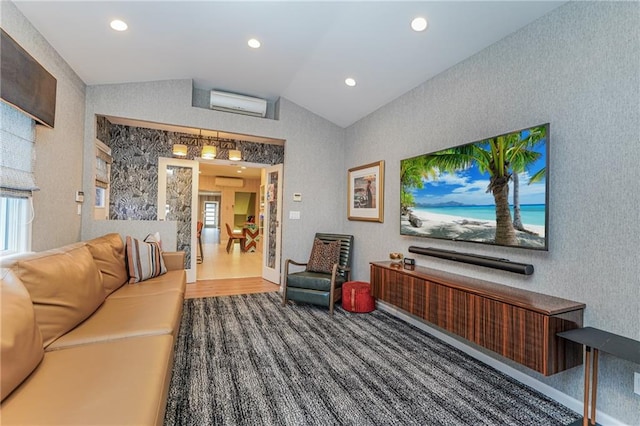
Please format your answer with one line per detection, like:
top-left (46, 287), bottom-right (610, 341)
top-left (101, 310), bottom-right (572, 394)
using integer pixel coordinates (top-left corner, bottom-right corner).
top-left (0, 102), bottom-right (38, 197)
top-left (95, 145), bottom-right (112, 187)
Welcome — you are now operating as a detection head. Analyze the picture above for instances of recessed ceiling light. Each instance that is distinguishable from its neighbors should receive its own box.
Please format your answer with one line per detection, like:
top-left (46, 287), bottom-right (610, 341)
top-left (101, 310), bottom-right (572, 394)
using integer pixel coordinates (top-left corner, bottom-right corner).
top-left (110, 19), bottom-right (128, 32)
top-left (248, 38), bottom-right (261, 49)
top-left (411, 17), bottom-right (428, 32)
top-left (345, 78), bottom-right (357, 87)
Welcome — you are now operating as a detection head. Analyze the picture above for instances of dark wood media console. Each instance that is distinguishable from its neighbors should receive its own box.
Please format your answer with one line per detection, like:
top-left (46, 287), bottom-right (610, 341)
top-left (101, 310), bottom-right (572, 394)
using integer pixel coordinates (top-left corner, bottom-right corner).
top-left (371, 261), bottom-right (585, 376)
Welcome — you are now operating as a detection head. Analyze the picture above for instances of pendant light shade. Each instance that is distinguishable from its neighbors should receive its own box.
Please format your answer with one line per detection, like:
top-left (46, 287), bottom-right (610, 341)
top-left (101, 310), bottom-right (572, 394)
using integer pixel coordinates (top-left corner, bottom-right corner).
top-left (172, 144), bottom-right (187, 157)
top-left (201, 145), bottom-right (217, 159)
top-left (229, 149), bottom-right (242, 161)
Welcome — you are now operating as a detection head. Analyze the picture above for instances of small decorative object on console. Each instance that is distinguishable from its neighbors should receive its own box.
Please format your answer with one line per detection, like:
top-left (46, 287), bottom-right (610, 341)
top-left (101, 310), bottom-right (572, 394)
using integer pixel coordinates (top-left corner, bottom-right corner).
top-left (403, 257), bottom-right (415, 270)
top-left (389, 252), bottom-right (403, 263)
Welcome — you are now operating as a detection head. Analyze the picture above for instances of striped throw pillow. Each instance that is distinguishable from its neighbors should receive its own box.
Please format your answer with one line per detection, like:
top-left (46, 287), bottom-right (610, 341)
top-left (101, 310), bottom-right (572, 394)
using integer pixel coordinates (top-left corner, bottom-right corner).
top-left (125, 236), bottom-right (167, 284)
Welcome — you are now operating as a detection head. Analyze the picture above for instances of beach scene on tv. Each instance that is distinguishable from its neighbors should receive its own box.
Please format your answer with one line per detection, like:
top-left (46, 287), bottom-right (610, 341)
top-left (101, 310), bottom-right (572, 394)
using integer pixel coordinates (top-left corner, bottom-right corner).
top-left (401, 124), bottom-right (548, 250)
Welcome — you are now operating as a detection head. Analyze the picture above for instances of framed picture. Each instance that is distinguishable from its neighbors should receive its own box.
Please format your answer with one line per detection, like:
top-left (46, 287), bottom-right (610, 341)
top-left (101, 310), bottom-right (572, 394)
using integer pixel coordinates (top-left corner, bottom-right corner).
top-left (348, 160), bottom-right (384, 222)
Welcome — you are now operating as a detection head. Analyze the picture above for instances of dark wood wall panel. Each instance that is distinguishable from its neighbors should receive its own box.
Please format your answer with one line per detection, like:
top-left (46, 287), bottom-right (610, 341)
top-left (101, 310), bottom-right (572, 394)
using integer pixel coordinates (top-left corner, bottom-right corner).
top-left (371, 262), bottom-right (585, 376)
top-left (1, 29), bottom-right (56, 128)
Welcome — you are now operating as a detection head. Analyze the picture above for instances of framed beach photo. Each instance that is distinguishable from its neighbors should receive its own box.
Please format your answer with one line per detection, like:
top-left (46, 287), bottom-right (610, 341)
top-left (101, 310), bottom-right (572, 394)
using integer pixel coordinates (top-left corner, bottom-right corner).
top-left (348, 160), bottom-right (384, 222)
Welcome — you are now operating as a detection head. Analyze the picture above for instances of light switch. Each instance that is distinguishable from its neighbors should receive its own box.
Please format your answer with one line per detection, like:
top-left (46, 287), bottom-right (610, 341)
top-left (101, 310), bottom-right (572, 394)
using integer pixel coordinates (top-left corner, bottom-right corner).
top-left (289, 211), bottom-right (301, 220)
top-left (293, 193), bottom-right (302, 202)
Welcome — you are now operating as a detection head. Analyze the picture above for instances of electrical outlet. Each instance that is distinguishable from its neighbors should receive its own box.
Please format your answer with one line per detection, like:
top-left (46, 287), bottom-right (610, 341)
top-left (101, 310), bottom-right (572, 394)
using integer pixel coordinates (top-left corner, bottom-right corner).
top-left (635, 372), bottom-right (640, 396)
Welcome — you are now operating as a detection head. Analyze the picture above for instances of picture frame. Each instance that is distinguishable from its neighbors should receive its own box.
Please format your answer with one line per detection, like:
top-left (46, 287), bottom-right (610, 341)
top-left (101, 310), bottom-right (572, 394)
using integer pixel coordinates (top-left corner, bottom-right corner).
top-left (348, 160), bottom-right (384, 222)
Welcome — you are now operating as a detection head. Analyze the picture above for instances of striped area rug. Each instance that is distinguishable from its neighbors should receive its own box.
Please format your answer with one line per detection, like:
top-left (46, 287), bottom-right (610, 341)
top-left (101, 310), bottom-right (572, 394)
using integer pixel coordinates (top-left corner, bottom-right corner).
top-left (164, 293), bottom-right (580, 426)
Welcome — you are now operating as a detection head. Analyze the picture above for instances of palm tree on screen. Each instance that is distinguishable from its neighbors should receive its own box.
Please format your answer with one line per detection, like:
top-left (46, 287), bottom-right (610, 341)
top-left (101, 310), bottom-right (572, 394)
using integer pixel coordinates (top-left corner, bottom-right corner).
top-left (509, 126), bottom-right (546, 233)
top-left (400, 156), bottom-right (436, 215)
top-left (405, 127), bottom-right (545, 246)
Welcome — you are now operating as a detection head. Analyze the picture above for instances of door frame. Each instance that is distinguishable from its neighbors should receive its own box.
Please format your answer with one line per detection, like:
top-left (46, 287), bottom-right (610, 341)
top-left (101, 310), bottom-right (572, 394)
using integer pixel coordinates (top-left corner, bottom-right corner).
top-left (157, 157), bottom-right (199, 283)
top-left (262, 163), bottom-right (283, 285)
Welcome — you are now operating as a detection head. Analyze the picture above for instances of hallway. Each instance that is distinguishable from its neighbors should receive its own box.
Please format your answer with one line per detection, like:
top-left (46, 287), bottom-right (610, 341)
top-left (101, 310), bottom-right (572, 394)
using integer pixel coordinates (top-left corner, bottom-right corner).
top-left (196, 227), bottom-right (263, 280)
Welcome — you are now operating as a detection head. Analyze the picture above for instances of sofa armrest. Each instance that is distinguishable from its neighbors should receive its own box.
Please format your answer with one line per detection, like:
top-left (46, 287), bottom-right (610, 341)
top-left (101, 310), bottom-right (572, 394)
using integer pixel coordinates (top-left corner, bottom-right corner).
top-left (162, 251), bottom-right (185, 271)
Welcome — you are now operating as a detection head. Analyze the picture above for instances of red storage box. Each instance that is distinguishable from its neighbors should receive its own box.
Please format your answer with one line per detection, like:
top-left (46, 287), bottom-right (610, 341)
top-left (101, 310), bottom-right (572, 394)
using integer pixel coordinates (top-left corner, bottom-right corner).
top-left (342, 281), bottom-right (375, 313)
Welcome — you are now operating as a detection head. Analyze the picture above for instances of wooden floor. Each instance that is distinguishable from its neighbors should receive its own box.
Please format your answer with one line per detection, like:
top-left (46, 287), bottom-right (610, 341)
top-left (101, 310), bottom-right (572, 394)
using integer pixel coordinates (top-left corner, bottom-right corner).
top-left (196, 228), bottom-right (263, 280)
top-left (185, 277), bottom-right (280, 299)
top-left (186, 227), bottom-right (280, 299)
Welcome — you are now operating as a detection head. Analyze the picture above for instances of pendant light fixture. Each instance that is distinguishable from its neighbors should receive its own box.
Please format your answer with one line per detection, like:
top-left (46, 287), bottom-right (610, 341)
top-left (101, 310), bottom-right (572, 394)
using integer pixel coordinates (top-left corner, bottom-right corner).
top-left (201, 145), bottom-right (216, 159)
top-left (172, 144), bottom-right (187, 157)
top-left (228, 149), bottom-right (242, 161)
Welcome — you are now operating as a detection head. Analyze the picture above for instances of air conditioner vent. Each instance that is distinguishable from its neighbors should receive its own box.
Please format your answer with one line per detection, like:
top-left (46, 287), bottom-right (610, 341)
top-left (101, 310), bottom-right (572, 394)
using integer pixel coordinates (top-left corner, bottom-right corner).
top-left (210, 90), bottom-right (267, 118)
top-left (215, 177), bottom-right (244, 187)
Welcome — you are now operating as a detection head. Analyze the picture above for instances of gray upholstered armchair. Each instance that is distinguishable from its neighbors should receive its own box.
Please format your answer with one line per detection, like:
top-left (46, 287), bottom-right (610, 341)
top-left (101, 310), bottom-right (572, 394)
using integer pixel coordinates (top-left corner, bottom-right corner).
top-left (282, 233), bottom-right (354, 315)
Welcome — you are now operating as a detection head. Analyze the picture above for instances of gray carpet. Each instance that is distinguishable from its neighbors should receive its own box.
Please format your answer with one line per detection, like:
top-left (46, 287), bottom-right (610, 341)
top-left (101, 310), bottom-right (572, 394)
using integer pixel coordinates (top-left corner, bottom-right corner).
top-left (164, 293), bottom-right (580, 426)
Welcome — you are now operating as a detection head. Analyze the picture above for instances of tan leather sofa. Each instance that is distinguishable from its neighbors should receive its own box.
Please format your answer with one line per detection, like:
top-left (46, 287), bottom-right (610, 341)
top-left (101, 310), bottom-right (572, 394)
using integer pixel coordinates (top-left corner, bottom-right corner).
top-left (0, 233), bottom-right (186, 425)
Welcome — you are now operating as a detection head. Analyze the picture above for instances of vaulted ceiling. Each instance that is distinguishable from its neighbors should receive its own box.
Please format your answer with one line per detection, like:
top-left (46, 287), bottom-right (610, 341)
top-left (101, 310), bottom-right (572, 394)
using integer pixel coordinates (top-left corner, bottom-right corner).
top-left (14, 1), bottom-right (565, 128)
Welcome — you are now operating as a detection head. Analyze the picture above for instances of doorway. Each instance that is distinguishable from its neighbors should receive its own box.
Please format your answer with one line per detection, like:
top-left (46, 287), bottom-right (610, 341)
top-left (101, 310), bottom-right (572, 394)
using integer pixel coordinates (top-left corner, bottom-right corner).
top-left (96, 115), bottom-right (284, 285)
top-left (196, 161), bottom-right (272, 282)
top-left (204, 201), bottom-right (218, 228)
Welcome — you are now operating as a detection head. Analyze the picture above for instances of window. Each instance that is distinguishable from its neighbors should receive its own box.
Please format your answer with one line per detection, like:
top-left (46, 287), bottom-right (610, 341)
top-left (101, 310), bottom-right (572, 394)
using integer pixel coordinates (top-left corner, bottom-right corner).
top-left (1, 102), bottom-right (37, 255)
top-left (95, 187), bottom-right (106, 208)
top-left (0, 196), bottom-right (32, 255)
top-left (204, 201), bottom-right (219, 227)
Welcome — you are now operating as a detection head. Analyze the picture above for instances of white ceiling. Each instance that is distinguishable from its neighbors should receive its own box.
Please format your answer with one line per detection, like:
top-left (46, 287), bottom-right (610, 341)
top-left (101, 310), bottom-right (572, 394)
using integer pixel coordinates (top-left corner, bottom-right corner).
top-left (14, 1), bottom-right (565, 128)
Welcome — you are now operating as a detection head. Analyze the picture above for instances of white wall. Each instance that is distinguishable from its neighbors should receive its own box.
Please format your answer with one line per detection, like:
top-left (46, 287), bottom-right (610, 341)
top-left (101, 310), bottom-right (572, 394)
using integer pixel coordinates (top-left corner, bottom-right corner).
top-left (344, 2), bottom-right (640, 424)
top-left (1, 1), bottom-right (87, 251)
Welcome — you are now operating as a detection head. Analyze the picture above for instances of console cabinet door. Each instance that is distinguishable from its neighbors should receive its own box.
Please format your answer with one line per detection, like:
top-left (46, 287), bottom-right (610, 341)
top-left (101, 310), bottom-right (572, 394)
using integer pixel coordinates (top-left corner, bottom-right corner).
top-left (370, 262), bottom-right (584, 376)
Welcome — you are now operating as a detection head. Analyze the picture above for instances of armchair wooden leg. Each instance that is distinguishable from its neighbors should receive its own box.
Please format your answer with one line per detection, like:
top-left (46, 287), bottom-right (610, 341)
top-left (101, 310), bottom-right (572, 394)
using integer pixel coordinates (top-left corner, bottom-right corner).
top-left (329, 270), bottom-right (337, 316)
top-left (282, 278), bottom-right (288, 306)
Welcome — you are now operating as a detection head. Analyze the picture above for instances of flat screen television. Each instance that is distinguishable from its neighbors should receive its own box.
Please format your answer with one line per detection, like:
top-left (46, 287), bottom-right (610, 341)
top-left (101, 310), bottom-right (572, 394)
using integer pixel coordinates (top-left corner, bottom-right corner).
top-left (400, 123), bottom-right (549, 251)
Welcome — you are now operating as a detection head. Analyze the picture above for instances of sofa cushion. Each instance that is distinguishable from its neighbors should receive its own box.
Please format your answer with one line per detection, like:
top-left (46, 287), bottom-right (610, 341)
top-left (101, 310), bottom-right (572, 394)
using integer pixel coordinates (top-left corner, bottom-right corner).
top-left (0, 276), bottom-right (44, 401)
top-left (126, 236), bottom-right (167, 283)
top-left (8, 245), bottom-right (105, 348)
top-left (162, 251), bottom-right (185, 271)
top-left (108, 269), bottom-right (186, 299)
top-left (47, 292), bottom-right (183, 351)
top-left (86, 233), bottom-right (128, 296)
top-left (0, 335), bottom-right (174, 426)
top-left (306, 238), bottom-right (340, 274)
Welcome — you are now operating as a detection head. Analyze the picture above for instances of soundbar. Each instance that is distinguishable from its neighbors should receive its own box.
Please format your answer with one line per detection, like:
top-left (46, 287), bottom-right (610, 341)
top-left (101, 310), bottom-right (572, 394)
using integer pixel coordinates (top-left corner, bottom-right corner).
top-left (407, 246), bottom-right (534, 275)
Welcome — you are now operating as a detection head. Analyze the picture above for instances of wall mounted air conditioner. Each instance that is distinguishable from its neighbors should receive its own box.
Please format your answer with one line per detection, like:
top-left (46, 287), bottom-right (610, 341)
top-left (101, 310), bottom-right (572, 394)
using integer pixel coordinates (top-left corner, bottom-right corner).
top-left (210, 90), bottom-right (267, 117)
top-left (215, 177), bottom-right (244, 188)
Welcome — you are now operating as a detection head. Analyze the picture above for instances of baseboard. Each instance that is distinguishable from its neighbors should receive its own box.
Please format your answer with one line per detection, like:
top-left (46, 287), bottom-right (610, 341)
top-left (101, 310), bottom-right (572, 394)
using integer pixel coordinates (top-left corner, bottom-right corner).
top-left (376, 301), bottom-right (626, 426)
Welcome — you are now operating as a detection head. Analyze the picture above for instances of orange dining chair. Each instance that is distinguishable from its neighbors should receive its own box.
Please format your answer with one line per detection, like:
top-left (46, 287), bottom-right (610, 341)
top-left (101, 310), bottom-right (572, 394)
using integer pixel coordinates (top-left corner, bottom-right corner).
top-left (225, 223), bottom-right (246, 253)
top-left (196, 221), bottom-right (204, 263)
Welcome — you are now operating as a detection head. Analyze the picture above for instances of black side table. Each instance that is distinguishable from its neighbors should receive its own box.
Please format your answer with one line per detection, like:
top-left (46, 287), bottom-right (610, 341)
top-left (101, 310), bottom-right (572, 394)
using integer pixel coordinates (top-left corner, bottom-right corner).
top-left (557, 327), bottom-right (640, 426)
